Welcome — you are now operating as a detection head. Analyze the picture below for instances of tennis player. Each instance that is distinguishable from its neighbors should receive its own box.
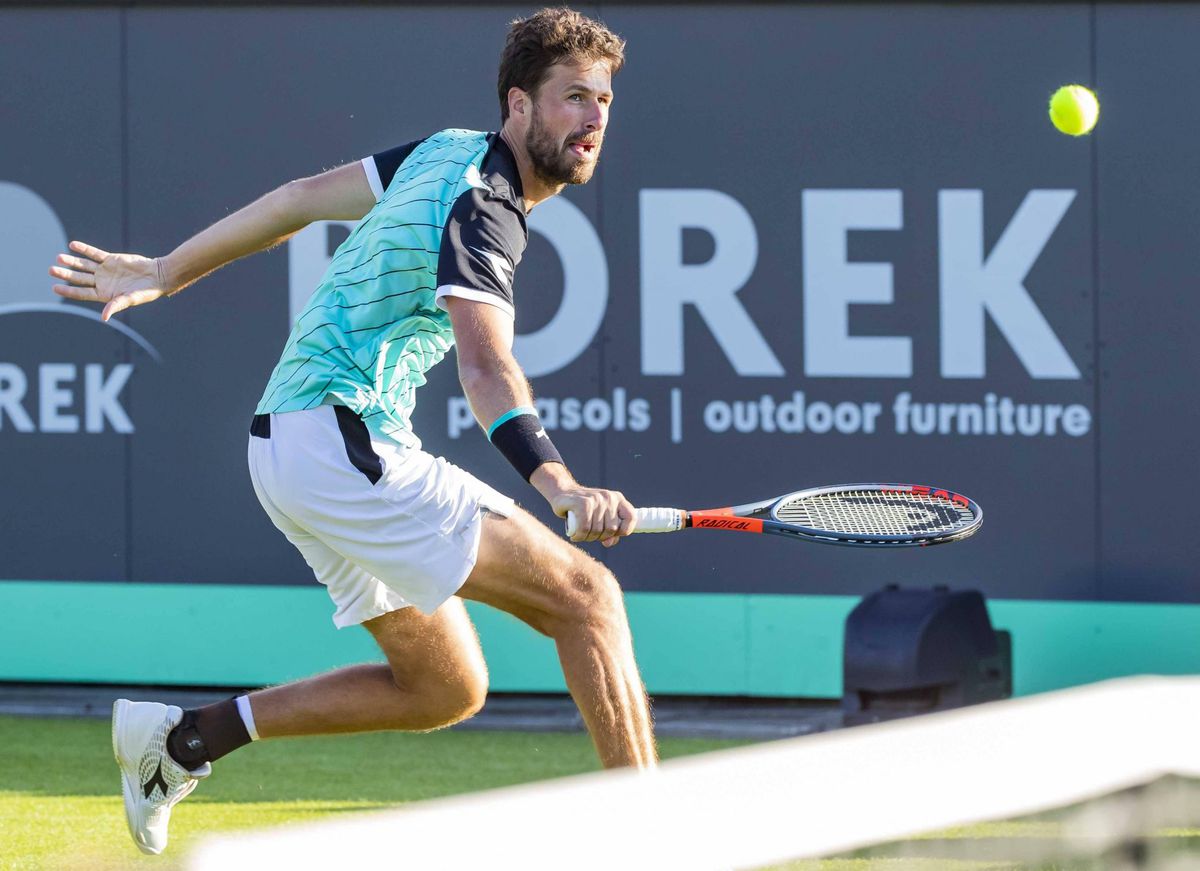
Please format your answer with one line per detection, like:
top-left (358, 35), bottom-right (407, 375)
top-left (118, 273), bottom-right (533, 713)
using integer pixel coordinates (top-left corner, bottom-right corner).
top-left (50, 7), bottom-right (655, 856)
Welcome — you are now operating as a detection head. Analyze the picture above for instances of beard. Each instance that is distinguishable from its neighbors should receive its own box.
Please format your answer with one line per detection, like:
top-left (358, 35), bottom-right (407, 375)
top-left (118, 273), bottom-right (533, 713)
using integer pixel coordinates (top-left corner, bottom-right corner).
top-left (525, 106), bottom-right (602, 186)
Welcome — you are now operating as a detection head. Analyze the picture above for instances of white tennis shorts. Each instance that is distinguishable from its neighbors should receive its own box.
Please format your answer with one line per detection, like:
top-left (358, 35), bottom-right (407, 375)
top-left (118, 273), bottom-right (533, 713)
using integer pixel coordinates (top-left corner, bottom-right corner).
top-left (247, 405), bottom-right (515, 627)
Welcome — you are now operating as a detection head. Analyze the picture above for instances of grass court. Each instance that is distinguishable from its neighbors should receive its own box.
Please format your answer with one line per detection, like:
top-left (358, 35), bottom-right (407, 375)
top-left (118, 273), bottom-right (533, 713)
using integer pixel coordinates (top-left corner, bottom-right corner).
top-left (6, 713), bottom-right (1197, 870)
top-left (1, 714), bottom-right (741, 870)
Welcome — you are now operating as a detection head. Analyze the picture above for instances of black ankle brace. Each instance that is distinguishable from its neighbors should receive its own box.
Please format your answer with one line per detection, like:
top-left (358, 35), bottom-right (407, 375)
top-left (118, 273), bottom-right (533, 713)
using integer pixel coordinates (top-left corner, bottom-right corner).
top-left (166, 710), bottom-right (211, 770)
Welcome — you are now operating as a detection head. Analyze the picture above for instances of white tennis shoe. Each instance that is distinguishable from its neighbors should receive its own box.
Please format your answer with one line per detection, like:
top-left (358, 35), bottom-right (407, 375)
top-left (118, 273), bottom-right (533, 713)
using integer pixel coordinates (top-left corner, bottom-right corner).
top-left (112, 698), bottom-right (211, 855)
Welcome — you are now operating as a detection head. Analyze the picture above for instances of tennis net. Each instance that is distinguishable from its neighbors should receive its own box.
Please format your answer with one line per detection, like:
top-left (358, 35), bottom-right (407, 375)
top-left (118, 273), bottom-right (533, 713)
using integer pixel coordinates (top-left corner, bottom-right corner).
top-left (189, 676), bottom-right (1200, 870)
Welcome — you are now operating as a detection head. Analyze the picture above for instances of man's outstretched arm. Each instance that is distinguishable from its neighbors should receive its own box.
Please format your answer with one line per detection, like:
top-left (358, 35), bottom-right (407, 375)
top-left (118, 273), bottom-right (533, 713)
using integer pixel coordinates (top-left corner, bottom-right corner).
top-left (49, 161), bottom-right (377, 321)
top-left (445, 296), bottom-right (636, 546)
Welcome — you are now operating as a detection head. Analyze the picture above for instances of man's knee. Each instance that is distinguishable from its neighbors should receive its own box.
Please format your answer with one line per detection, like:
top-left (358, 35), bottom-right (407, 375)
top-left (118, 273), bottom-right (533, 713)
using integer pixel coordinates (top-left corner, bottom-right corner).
top-left (438, 668), bottom-right (488, 726)
top-left (546, 560), bottom-right (628, 639)
top-left (390, 660), bottom-right (488, 729)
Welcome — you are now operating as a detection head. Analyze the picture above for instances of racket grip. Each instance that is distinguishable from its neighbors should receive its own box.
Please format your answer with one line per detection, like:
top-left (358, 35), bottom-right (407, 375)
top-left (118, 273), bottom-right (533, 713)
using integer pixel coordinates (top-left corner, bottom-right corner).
top-left (565, 507), bottom-right (686, 538)
top-left (634, 507), bottom-right (687, 533)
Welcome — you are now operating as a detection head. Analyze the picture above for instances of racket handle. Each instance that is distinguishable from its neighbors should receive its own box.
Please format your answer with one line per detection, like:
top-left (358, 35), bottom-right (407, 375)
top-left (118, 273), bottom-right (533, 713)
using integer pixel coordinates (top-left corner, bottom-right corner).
top-left (565, 507), bottom-right (686, 538)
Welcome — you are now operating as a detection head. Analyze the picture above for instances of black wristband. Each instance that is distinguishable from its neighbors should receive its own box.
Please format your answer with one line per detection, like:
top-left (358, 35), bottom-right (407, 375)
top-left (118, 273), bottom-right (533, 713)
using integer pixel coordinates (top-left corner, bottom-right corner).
top-left (489, 412), bottom-right (564, 481)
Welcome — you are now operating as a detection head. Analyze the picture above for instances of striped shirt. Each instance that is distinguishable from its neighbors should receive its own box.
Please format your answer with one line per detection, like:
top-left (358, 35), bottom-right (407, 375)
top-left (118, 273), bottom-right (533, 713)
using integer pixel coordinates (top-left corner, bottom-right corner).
top-left (256, 129), bottom-right (527, 447)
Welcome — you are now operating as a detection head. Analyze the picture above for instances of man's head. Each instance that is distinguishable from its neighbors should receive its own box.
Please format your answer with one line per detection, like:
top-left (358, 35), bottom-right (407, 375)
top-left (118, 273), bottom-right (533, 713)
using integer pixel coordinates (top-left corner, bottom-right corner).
top-left (498, 7), bottom-right (625, 188)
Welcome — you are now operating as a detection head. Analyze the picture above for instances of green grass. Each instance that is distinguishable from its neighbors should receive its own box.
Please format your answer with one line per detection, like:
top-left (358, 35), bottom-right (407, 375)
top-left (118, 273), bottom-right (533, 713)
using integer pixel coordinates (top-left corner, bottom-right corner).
top-left (0, 715), bottom-right (743, 870)
top-left (4, 716), bottom-right (1198, 871)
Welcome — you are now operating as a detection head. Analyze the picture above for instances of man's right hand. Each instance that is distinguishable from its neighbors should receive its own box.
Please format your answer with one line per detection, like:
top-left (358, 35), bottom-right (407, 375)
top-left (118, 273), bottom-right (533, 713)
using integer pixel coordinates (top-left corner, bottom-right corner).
top-left (50, 241), bottom-right (173, 322)
top-left (531, 464), bottom-right (637, 547)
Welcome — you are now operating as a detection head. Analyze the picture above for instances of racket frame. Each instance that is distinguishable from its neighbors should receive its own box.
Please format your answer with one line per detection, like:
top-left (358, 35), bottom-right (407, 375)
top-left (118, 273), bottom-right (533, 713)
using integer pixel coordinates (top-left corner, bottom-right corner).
top-left (684, 483), bottom-right (983, 547)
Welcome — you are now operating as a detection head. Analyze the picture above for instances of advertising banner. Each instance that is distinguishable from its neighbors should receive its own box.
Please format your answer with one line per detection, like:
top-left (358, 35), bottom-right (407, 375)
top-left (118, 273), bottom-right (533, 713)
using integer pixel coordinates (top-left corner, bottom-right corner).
top-left (3, 3), bottom-right (1197, 606)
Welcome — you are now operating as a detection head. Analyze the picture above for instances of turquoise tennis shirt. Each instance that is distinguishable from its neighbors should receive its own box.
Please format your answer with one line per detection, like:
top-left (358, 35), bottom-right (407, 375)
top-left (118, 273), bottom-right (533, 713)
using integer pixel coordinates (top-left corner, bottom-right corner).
top-left (256, 128), bottom-right (528, 447)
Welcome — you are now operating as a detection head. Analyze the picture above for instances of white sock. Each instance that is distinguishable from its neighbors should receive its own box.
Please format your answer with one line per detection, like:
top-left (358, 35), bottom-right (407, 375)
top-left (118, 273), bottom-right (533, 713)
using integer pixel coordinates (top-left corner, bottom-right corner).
top-left (235, 694), bottom-right (260, 741)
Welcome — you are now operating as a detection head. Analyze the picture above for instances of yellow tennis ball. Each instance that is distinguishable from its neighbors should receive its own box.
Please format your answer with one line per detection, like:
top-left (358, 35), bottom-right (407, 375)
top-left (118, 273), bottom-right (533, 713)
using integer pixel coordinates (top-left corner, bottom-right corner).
top-left (1049, 85), bottom-right (1099, 136)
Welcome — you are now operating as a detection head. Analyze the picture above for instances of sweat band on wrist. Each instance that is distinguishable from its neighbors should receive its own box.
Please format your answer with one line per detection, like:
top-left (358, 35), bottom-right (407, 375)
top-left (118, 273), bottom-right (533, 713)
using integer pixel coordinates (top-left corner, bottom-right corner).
top-left (487, 407), bottom-right (563, 481)
top-left (487, 405), bottom-right (537, 440)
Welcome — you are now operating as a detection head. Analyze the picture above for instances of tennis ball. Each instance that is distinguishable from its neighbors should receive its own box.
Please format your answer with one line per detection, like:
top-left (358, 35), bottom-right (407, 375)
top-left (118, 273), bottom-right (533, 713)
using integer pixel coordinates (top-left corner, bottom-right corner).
top-left (1048, 85), bottom-right (1099, 136)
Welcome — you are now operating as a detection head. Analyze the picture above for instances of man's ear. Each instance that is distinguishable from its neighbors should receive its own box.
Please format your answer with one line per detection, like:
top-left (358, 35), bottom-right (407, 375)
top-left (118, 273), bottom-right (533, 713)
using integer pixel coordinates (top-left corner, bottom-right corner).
top-left (507, 87), bottom-right (530, 120)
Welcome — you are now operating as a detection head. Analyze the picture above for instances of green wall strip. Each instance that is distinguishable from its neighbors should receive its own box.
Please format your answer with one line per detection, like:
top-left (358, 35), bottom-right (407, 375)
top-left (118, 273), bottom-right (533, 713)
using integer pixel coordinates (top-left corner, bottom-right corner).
top-left (3, 581), bottom-right (1197, 697)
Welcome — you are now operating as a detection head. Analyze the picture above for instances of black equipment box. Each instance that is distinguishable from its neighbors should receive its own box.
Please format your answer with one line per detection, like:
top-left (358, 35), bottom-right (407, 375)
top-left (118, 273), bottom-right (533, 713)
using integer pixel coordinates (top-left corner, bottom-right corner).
top-left (842, 585), bottom-right (1011, 725)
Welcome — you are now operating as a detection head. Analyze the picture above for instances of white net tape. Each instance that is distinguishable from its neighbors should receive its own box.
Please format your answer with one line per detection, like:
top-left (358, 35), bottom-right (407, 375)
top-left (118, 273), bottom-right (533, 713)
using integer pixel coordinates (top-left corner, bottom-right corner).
top-left (190, 677), bottom-right (1200, 871)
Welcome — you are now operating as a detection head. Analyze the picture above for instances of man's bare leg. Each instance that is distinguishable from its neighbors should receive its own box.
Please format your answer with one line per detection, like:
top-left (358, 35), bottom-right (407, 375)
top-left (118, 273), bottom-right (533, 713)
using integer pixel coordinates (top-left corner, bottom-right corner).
top-left (459, 507), bottom-right (657, 769)
top-left (249, 598), bottom-right (490, 737)
top-left (172, 509), bottom-right (653, 768)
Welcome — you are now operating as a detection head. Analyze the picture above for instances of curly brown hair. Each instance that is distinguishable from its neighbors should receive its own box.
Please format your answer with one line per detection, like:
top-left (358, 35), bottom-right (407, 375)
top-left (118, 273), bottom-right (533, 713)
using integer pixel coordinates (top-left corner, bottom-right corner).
top-left (498, 7), bottom-right (626, 122)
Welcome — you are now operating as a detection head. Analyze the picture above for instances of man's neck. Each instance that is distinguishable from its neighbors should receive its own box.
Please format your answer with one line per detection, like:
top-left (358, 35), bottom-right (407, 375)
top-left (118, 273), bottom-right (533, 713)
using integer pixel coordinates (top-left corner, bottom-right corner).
top-left (500, 127), bottom-right (562, 212)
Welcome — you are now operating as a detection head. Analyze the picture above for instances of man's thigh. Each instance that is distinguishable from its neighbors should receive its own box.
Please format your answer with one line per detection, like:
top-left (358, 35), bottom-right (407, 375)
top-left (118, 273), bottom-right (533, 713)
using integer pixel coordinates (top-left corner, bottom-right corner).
top-left (363, 598), bottom-right (487, 690)
top-left (458, 507), bottom-right (610, 635)
top-left (251, 407), bottom-right (514, 617)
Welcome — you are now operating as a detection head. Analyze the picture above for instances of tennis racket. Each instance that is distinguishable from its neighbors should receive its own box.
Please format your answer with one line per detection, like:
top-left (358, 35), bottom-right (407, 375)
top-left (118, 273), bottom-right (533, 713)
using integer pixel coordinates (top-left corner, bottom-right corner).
top-left (566, 484), bottom-right (983, 548)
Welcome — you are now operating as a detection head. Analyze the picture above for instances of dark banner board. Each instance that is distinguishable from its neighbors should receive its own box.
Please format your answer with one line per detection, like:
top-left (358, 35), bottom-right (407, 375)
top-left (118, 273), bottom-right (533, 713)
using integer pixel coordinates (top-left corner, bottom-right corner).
top-left (2, 4), bottom-right (1197, 604)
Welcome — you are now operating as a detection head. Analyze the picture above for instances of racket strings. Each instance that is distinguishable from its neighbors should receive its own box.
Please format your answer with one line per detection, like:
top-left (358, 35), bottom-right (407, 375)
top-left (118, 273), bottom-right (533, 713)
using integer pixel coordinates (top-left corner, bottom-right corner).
top-left (774, 490), bottom-right (975, 537)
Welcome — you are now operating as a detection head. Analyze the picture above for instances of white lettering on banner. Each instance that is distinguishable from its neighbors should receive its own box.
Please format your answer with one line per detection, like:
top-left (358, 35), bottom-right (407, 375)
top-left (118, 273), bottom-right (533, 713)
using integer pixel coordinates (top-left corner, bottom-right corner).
top-left (516, 198), bottom-right (608, 377)
top-left (447, 397), bottom-right (475, 439)
top-left (893, 391), bottom-right (1090, 436)
top-left (0, 363), bottom-right (134, 433)
top-left (704, 393), bottom-right (885, 435)
top-left (287, 189), bottom-right (1081, 381)
top-left (939, 190), bottom-right (1081, 379)
top-left (85, 364), bottom-right (135, 433)
top-left (446, 389), bottom-right (1091, 440)
top-left (639, 190), bottom-right (783, 377)
top-left (0, 364), bottom-right (34, 432)
top-left (803, 190), bottom-right (912, 377)
top-left (446, 389), bottom-right (651, 439)
top-left (39, 364), bottom-right (77, 433)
